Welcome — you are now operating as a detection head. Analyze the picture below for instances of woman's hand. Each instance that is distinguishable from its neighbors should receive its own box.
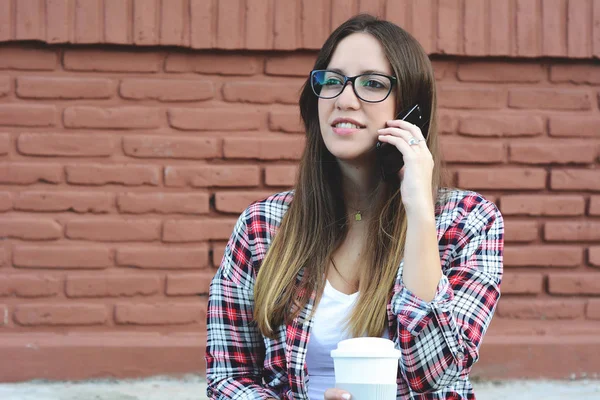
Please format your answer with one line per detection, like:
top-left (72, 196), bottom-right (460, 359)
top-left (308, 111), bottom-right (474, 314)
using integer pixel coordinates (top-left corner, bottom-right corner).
top-left (324, 388), bottom-right (351, 399)
top-left (377, 119), bottom-right (435, 216)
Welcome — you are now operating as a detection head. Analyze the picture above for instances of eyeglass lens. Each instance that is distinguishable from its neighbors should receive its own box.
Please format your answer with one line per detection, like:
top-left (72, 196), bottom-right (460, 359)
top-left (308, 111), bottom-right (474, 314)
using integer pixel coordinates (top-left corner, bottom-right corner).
top-left (311, 70), bottom-right (393, 102)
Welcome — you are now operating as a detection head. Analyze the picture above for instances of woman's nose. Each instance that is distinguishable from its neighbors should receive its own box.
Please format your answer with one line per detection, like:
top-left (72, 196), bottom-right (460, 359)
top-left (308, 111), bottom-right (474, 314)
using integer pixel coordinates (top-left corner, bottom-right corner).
top-left (336, 81), bottom-right (360, 108)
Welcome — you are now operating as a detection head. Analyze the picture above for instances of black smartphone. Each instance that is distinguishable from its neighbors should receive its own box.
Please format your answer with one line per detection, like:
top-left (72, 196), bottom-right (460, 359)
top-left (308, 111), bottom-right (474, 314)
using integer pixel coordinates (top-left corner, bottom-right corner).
top-left (375, 104), bottom-right (429, 180)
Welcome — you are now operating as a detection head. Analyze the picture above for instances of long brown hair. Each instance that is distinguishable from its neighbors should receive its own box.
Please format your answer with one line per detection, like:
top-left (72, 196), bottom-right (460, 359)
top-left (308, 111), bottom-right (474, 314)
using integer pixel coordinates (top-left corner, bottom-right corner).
top-left (254, 14), bottom-right (442, 338)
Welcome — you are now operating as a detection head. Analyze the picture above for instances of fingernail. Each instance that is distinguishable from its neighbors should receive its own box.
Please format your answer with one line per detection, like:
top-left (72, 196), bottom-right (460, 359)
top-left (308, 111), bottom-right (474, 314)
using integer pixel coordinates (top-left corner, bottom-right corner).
top-left (341, 394), bottom-right (351, 400)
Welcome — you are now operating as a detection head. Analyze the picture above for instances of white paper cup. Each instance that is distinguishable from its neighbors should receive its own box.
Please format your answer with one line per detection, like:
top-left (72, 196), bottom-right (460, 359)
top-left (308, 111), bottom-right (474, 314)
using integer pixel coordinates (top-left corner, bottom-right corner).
top-left (330, 337), bottom-right (401, 400)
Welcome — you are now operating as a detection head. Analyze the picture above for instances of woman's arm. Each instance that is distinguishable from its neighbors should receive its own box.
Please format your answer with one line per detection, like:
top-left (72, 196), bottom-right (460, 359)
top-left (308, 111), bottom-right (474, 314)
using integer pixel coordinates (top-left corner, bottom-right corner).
top-left (393, 194), bottom-right (504, 393)
top-left (205, 211), bottom-right (283, 400)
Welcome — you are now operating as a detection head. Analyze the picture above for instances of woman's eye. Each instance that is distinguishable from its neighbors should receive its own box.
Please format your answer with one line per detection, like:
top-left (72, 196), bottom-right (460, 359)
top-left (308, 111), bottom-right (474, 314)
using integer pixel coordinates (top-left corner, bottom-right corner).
top-left (363, 80), bottom-right (385, 89)
top-left (323, 78), bottom-right (343, 86)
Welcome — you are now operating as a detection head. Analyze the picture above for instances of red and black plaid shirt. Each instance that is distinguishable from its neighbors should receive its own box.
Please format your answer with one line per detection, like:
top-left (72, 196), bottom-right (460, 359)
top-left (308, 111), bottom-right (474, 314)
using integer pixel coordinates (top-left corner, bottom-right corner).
top-left (206, 188), bottom-right (504, 399)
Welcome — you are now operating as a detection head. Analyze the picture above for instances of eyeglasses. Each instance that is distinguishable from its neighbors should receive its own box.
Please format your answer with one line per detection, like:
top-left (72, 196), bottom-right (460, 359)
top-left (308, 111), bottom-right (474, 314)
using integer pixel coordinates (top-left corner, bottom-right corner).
top-left (310, 69), bottom-right (397, 103)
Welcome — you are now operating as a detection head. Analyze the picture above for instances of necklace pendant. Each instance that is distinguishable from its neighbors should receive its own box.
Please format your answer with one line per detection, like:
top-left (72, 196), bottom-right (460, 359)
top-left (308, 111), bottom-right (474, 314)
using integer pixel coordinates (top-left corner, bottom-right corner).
top-left (355, 211), bottom-right (362, 221)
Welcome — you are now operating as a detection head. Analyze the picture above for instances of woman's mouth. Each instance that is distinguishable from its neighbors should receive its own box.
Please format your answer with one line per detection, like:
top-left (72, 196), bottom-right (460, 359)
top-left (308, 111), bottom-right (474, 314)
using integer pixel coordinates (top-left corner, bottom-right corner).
top-left (332, 121), bottom-right (364, 135)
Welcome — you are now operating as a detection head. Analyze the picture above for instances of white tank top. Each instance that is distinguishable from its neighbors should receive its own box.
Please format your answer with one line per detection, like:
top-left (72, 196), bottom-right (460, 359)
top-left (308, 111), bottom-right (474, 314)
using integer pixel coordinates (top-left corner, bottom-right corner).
top-left (305, 281), bottom-right (359, 400)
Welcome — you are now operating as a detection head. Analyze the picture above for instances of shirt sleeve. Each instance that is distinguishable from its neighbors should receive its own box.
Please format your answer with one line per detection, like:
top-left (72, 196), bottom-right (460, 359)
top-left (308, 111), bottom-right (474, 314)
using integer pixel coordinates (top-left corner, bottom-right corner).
top-left (205, 209), bottom-right (282, 400)
top-left (391, 196), bottom-right (504, 394)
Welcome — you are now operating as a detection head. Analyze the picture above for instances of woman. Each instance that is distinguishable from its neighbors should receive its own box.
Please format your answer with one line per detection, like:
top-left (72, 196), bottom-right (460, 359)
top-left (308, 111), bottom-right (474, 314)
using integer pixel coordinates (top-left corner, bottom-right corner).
top-left (206, 14), bottom-right (503, 400)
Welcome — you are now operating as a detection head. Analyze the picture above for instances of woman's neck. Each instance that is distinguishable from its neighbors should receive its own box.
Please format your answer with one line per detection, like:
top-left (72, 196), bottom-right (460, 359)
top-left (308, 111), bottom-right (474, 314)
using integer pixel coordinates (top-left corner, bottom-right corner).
top-left (338, 159), bottom-right (378, 215)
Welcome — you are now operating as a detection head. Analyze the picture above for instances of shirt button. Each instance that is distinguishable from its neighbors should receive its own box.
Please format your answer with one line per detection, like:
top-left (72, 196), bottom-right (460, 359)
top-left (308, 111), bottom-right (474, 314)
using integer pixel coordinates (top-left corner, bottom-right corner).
top-left (456, 351), bottom-right (465, 361)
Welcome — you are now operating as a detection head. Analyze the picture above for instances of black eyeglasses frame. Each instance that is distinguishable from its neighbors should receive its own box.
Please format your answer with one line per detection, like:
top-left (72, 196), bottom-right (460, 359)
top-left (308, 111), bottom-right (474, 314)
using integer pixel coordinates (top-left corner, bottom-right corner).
top-left (310, 69), bottom-right (397, 103)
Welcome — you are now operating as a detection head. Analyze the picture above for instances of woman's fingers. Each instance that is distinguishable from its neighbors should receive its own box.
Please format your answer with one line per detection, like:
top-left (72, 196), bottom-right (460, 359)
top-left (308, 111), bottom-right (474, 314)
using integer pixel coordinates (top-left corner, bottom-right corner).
top-left (323, 388), bottom-right (352, 399)
top-left (386, 119), bottom-right (426, 141)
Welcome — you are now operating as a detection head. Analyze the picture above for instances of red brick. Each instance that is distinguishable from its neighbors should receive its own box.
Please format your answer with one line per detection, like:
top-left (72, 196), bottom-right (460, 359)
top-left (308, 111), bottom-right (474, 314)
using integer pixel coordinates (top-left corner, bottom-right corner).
top-left (223, 82), bottom-right (302, 105)
top-left (273, 0), bottom-right (298, 49)
top-left (457, 62), bottom-right (544, 82)
top-left (594, 0), bottom-right (600, 57)
top-left (431, 61), bottom-right (454, 81)
top-left (269, 110), bottom-right (304, 133)
top-left (0, 191), bottom-right (12, 211)
top-left (265, 54), bottom-right (315, 77)
top-left (590, 247), bottom-right (600, 267)
top-left (500, 272), bottom-right (543, 294)
top-left (516, 0), bottom-right (541, 57)
top-left (457, 168), bottom-right (546, 190)
top-left (504, 246), bottom-right (582, 268)
top-left (567, 0), bottom-right (592, 57)
top-left (265, 165), bottom-right (298, 187)
top-left (0, 76), bottom-right (10, 97)
top-left (14, 304), bottom-right (108, 326)
top-left (65, 164), bottom-right (160, 186)
top-left (15, 0), bottom-right (43, 40)
top-left (123, 136), bottom-right (220, 159)
top-left (489, 0), bottom-right (511, 55)
top-left (16, 77), bottom-right (114, 99)
top-left (17, 133), bottom-right (114, 157)
top-left (189, 0), bottom-right (214, 48)
top-left (245, 0), bottom-right (273, 49)
top-left (549, 116), bottom-right (600, 137)
top-left (118, 192), bottom-right (209, 215)
top-left (0, 104), bottom-right (57, 127)
top-left (550, 64), bottom-right (600, 84)
top-left (216, 0), bottom-right (243, 48)
top-left (46, 0), bottom-right (70, 43)
top-left (509, 89), bottom-right (591, 110)
top-left (164, 165), bottom-right (260, 188)
top-left (116, 246), bottom-right (209, 269)
top-left (439, 138), bottom-right (505, 163)
top-left (497, 299), bottom-right (585, 319)
top-left (459, 115), bottom-right (544, 137)
top-left (166, 272), bottom-right (214, 296)
top-left (15, 191), bottom-right (112, 214)
top-left (358, 0), bottom-right (385, 16)
top-left (74, 0), bottom-right (102, 43)
top-left (66, 219), bottom-right (161, 242)
top-left (590, 196), bottom-right (600, 216)
top-left (587, 299), bottom-right (600, 320)
top-left (509, 141), bottom-right (597, 164)
top-left (549, 274), bottom-right (600, 295)
top-left (0, 133), bottom-right (10, 154)
top-left (0, 0), bottom-right (10, 41)
top-left (544, 221), bottom-right (600, 242)
top-left (223, 137), bottom-right (305, 160)
top-left (438, 86), bottom-right (506, 109)
top-left (541, 0), bottom-right (568, 56)
top-left (437, 111), bottom-right (459, 134)
top-left (115, 303), bottom-right (205, 325)
top-left (159, 0), bottom-right (185, 46)
top-left (504, 220), bottom-right (539, 243)
top-left (168, 108), bottom-right (262, 131)
top-left (165, 54), bottom-right (260, 75)
top-left (103, 0), bottom-right (129, 44)
top-left (384, 0), bottom-right (407, 31)
top-left (66, 274), bottom-right (160, 298)
top-left (436, 0), bottom-right (461, 54)
top-left (163, 219), bottom-right (237, 242)
top-left (212, 241), bottom-right (228, 266)
top-left (409, 0), bottom-right (434, 53)
top-left (301, 0), bottom-right (330, 48)
top-left (551, 169), bottom-right (600, 191)
top-left (133, 0), bottom-right (158, 45)
top-left (13, 246), bottom-right (112, 269)
top-left (500, 195), bottom-right (585, 216)
top-left (0, 275), bottom-right (60, 298)
top-left (1, 218), bottom-right (62, 240)
top-left (0, 162), bottom-right (62, 185)
top-left (214, 191), bottom-right (273, 213)
top-left (63, 50), bottom-right (161, 72)
top-left (64, 106), bottom-right (161, 129)
top-left (0, 47), bottom-right (57, 70)
top-left (463, 0), bottom-right (485, 55)
top-left (119, 79), bottom-right (214, 102)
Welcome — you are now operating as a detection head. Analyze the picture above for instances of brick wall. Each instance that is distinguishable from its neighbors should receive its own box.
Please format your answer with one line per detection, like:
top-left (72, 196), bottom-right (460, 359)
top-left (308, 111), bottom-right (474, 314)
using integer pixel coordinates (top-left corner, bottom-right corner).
top-left (0, 0), bottom-right (599, 383)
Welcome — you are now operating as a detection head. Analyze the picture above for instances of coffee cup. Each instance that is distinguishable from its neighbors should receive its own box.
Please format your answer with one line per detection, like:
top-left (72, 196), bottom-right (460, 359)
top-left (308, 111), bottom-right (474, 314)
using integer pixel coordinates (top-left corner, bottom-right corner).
top-left (330, 337), bottom-right (401, 400)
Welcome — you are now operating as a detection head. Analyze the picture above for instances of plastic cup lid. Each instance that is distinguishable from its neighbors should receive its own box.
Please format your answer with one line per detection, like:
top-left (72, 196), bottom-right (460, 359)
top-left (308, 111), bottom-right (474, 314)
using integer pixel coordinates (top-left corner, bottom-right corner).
top-left (330, 337), bottom-right (401, 359)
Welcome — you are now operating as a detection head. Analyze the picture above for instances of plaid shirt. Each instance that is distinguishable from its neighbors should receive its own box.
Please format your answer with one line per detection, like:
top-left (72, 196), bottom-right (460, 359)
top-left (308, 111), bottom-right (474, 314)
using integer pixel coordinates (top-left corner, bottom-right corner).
top-left (206, 188), bottom-right (504, 399)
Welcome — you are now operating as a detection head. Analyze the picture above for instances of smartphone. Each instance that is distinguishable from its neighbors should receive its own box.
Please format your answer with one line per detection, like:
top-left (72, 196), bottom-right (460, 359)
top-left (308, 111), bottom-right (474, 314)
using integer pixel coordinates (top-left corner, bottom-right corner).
top-left (376, 104), bottom-right (429, 180)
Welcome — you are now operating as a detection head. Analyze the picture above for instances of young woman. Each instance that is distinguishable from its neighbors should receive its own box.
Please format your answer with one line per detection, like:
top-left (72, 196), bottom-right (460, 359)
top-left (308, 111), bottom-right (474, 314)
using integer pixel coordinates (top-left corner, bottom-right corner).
top-left (206, 14), bottom-right (504, 400)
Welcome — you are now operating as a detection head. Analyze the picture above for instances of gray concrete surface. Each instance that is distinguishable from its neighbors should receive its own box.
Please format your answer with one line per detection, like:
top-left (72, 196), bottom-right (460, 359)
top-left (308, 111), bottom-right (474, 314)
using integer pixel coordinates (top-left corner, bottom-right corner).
top-left (0, 375), bottom-right (599, 400)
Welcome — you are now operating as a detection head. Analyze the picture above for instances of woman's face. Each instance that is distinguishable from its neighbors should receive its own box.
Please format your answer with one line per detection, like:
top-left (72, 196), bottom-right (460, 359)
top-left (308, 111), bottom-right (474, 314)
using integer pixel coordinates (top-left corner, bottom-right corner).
top-left (318, 32), bottom-right (396, 164)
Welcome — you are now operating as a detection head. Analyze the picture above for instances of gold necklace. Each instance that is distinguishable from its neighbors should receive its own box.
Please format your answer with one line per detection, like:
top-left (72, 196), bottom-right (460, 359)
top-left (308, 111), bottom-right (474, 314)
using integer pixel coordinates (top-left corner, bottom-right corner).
top-left (354, 210), bottom-right (362, 221)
